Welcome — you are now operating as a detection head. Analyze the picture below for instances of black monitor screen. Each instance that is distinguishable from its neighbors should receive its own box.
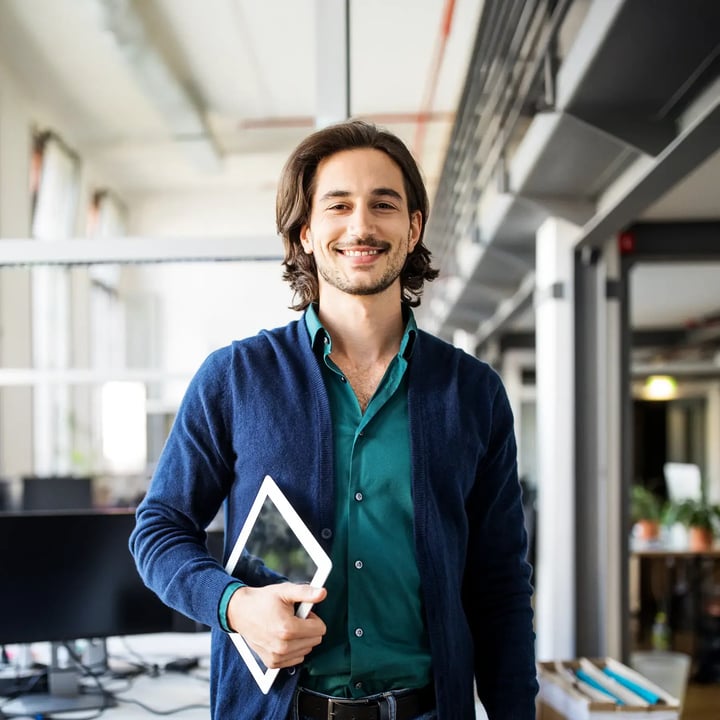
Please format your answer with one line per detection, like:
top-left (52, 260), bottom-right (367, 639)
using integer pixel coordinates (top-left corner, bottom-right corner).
top-left (0, 510), bottom-right (175, 645)
top-left (22, 475), bottom-right (93, 511)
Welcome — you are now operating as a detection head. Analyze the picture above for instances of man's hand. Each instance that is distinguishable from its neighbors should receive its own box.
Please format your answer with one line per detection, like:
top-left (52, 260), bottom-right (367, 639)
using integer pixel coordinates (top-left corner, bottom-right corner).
top-left (226, 583), bottom-right (327, 669)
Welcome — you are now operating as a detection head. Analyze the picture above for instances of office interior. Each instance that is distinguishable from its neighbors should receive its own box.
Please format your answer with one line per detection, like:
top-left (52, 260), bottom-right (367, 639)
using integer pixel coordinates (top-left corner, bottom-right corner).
top-left (1, 0), bottom-right (720, 717)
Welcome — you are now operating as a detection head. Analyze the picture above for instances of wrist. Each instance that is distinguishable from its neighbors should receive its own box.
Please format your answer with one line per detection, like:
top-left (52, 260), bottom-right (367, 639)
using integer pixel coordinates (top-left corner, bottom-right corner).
top-left (219, 581), bottom-right (245, 632)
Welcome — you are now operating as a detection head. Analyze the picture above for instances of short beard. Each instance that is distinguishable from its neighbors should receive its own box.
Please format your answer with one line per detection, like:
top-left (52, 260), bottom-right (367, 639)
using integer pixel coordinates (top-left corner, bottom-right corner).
top-left (318, 263), bottom-right (402, 296)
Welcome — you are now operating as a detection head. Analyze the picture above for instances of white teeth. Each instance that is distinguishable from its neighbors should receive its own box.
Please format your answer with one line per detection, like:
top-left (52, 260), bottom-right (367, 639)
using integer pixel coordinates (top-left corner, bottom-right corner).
top-left (343, 249), bottom-right (380, 256)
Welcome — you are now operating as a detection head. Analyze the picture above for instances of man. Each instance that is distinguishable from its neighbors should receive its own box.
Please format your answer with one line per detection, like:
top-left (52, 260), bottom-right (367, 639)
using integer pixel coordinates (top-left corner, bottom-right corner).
top-left (130, 120), bottom-right (537, 719)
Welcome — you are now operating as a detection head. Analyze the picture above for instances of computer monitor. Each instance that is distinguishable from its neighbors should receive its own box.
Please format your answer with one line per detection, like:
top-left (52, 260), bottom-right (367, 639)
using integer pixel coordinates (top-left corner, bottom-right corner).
top-left (0, 478), bottom-right (8, 511)
top-left (21, 475), bottom-right (93, 511)
top-left (0, 510), bottom-right (176, 715)
top-left (663, 462), bottom-right (702, 503)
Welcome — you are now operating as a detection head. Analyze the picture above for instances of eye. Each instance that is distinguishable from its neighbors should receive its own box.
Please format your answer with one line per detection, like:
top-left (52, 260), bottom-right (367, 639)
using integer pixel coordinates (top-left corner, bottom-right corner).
top-left (375, 201), bottom-right (397, 210)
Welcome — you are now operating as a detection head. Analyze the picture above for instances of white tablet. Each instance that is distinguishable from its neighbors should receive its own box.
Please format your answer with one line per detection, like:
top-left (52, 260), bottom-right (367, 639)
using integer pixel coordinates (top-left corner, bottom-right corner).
top-left (224, 474), bottom-right (332, 693)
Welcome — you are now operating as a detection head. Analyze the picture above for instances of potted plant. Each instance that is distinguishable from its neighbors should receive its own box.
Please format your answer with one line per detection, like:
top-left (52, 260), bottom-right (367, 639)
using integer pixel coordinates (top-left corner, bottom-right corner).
top-left (664, 497), bottom-right (720, 551)
top-left (630, 485), bottom-right (664, 541)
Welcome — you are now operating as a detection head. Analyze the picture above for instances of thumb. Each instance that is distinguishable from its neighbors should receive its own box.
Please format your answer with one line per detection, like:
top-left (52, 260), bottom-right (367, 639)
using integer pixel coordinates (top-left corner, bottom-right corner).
top-left (277, 582), bottom-right (327, 604)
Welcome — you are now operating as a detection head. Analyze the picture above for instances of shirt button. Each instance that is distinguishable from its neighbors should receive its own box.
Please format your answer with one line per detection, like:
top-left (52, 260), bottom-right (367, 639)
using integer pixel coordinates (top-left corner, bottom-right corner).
top-left (354, 560), bottom-right (363, 570)
top-left (340, 376), bottom-right (347, 383)
top-left (323, 336), bottom-right (330, 344)
top-left (354, 492), bottom-right (363, 502)
top-left (321, 528), bottom-right (332, 540)
top-left (287, 667), bottom-right (296, 675)
top-left (355, 627), bottom-right (364, 638)
top-left (355, 681), bottom-right (364, 690)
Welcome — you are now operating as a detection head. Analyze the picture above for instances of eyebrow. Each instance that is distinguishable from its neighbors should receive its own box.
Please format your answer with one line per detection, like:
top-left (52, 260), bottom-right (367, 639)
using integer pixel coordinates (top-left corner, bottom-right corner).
top-left (318, 187), bottom-right (404, 203)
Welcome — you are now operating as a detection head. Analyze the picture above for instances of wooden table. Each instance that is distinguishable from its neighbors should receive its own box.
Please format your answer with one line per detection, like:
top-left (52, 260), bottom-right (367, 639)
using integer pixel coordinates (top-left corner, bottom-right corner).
top-left (630, 545), bottom-right (720, 675)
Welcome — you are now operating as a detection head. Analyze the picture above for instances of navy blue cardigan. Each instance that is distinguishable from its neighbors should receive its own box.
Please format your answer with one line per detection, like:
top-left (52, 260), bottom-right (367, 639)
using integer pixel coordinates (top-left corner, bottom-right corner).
top-left (130, 317), bottom-right (537, 719)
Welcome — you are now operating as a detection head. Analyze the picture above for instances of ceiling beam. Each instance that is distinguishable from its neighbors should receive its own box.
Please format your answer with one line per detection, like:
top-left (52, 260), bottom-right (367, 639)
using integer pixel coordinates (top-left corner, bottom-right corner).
top-left (315, 0), bottom-right (350, 128)
top-left (475, 271), bottom-right (536, 346)
top-left (0, 237), bottom-right (282, 266)
top-left (579, 76), bottom-right (720, 250)
top-left (468, 77), bottom-right (720, 344)
top-left (619, 221), bottom-right (720, 265)
top-left (631, 362), bottom-right (720, 380)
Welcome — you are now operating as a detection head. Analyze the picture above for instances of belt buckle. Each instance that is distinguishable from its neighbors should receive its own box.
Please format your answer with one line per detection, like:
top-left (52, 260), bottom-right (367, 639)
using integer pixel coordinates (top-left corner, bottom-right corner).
top-left (325, 697), bottom-right (358, 720)
top-left (325, 698), bottom-right (339, 720)
top-left (325, 696), bottom-right (374, 720)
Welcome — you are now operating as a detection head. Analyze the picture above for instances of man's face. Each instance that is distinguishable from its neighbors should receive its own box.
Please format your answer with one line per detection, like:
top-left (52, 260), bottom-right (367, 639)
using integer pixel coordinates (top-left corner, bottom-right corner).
top-left (300, 148), bottom-right (421, 300)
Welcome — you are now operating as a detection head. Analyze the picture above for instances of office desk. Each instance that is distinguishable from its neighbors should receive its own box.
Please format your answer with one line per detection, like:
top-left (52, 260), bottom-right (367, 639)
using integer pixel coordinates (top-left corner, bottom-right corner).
top-left (630, 546), bottom-right (720, 674)
top-left (1, 633), bottom-right (211, 719)
top-left (630, 546), bottom-right (720, 615)
top-left (2, 632), bottom-right (492, 719)
top-left (631, 546), bottom-right (720, 608)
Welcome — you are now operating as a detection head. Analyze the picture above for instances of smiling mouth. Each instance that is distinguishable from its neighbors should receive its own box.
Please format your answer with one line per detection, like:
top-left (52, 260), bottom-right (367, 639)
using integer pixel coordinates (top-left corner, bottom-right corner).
top-left (340, 249), bottom-right (382, 257)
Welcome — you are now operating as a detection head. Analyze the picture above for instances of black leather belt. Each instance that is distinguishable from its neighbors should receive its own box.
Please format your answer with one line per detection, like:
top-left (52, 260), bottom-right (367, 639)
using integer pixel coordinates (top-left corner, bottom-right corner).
top-left (297, 685), bottom-right (435, 720)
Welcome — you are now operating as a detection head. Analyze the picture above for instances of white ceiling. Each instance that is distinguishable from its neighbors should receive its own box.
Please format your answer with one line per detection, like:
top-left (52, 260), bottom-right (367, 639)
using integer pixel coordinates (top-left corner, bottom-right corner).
top-left (626, 141), bottom-right (720, 333)
top-left (0, 0), bottom-right (718, 358)
top-left (642, 146), bottom-right (720, 222)
top-left (0, 0), bottom-right (483, 199)
top-left (631, 264), bottom-right (720, 329)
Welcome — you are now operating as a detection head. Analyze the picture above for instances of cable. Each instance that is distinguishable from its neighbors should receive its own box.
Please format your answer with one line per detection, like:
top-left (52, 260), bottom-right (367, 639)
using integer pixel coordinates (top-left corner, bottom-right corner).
top-left (112, 638), bottom-right (160, 677)
top-left (116, 696), bottom-right (211, 716)
top-left (1, 641), bottom-right (136, 712)
top-left (112, 639), bottom-right (209, 681)
top-left (60, 642), bottom-right (115, 713)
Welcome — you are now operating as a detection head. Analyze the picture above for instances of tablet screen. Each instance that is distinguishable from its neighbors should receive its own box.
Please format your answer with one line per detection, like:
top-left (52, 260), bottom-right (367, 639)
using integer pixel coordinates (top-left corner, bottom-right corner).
top-left (224, 475), bottom-right (332, 693)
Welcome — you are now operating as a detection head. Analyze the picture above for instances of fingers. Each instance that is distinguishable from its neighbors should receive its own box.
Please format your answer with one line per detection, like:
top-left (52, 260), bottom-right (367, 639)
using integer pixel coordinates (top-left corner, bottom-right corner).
top-left (226, 582), bottom-right (327, 669)
top-left (247, 631), bottom-right (325, 669)
top-left (279, 582), bottom-right (327, 606)
top-left (244, 616), bottom-right (325, 669)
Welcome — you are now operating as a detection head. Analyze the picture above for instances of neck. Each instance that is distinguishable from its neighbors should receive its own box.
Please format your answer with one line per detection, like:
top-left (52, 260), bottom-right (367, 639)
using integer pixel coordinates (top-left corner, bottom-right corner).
top-left (316, 287), bottom-right (406, 364)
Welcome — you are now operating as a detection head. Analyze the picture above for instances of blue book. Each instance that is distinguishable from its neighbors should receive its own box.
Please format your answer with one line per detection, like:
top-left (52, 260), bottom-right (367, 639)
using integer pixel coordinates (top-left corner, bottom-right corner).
top-left (602, 667), bottom-right (661, 705)
top-left (574, 669), bottom-right (625, 705)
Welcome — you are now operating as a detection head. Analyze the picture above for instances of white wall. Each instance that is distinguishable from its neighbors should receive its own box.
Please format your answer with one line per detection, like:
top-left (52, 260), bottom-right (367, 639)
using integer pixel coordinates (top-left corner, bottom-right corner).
top-left (128, 188), bottom-right (277, 238)
top-left (0, 61), bottom-right (33, 478)
top-left (124, 187), bottom-right (299, 408)
top-left (122, 261), bottom-right (298, 408)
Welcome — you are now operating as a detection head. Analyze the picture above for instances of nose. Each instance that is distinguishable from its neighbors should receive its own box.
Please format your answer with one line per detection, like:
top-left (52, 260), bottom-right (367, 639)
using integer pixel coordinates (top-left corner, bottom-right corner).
top-left (347, 205), bottom-right (375, 239)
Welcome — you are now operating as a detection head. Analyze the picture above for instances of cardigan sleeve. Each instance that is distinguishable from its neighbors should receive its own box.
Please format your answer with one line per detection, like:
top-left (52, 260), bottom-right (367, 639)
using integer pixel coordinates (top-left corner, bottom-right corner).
top-left (129, 348), bottom-right (240, 630)
top-left (463, 375), bottom-right (538, 719)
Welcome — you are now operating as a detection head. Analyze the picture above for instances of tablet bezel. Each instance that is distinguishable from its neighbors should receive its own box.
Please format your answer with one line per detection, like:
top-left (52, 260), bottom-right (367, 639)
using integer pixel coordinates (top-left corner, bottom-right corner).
top-left (224, 474), bottom-right (332, 693)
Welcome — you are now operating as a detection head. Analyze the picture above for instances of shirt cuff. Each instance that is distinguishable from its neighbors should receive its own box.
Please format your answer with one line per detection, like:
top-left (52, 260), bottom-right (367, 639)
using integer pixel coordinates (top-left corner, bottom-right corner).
top-left (219, 581), bottom-right (245, 633)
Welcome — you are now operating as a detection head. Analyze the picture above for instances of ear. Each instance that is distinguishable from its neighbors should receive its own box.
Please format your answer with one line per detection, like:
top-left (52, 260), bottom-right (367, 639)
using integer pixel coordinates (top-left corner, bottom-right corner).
top-left (299, 224), bottom-right (313, 254)
top-left (408, 211), bottom-right (422, 252)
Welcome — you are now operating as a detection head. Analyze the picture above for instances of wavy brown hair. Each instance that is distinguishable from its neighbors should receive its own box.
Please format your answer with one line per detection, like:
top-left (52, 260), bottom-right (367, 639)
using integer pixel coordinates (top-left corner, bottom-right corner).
top-left (277, 120), bottom-right (439, 310)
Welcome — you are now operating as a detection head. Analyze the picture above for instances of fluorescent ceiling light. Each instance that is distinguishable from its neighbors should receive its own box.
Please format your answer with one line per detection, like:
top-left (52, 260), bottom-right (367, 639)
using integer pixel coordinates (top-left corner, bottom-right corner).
top-left (92, 0), bottom-right (221, 171)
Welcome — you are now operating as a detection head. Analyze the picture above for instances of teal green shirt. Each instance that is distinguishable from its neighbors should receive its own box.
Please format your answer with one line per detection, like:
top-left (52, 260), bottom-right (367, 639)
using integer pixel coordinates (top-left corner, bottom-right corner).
top-left (301, 305), bottom-right (432, 697)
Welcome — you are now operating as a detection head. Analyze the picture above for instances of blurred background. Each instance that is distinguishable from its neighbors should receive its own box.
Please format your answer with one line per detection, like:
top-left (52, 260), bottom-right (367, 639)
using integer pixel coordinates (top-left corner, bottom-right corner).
top-left (1, 1), bottom-right (720, 715)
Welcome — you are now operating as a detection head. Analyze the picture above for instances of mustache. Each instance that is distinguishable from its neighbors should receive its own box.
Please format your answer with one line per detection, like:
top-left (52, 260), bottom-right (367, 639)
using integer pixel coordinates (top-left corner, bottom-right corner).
top-left (334, 236), bottom-right (390, 251)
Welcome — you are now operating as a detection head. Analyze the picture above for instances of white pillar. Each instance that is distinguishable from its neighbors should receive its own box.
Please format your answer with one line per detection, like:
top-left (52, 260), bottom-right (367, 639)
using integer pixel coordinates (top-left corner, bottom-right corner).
top-left (500, 351), bottom-right (524, 416)
top-left (501, 350), bottom-right (526, 467)
top-left (707, 382), bottom-right (720, 504)
top-left (535, 217), bottom-right (578, 661)
top-left (315, 0), bottom-right (349, 128)
top-left (452, 328), bottom-right (477, 356)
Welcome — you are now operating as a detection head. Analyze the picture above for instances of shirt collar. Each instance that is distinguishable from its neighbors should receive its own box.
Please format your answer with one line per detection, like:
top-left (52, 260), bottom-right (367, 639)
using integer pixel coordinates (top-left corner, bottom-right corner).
top-left (305, 303), bottom-right (329, 352)
top-left (304, 303), bottom-right (417, 359)
top-left (399, 306), bottom-right (417, 359)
